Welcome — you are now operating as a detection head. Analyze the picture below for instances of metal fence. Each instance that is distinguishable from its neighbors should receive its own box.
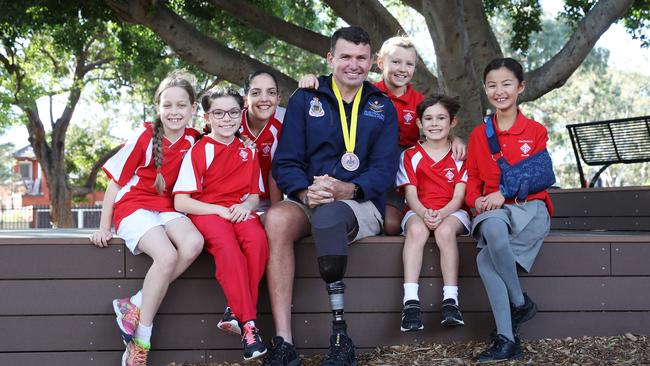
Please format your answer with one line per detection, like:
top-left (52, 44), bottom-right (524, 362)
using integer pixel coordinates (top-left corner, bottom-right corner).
top-left (0, 205), bottom-right (102, 229)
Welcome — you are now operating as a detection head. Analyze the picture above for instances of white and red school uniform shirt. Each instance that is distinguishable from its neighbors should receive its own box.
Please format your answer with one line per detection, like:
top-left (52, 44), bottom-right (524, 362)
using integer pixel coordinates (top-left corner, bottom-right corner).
top-left (103, 122), bottom-right (199, 230)
top-left (396, 142), bottom-right (468, 212)
top-left (238, 111), bottom-right (283, 199)
top-left (375, 80), bottom-right (424, 147)
top-left (465, 111), bottom-right (553, 215)
top-left (173, 136), bottom-right (264, 207)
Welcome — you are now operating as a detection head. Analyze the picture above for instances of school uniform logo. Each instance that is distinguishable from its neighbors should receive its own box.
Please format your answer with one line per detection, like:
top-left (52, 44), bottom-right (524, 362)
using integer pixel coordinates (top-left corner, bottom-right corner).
top-left (444, 169), bottom-right (455, 182)
top-left (239, 148), bottom-right (249, 161)
top-left (403, 112), bottom-right (414, 124)
top-left (309, 97), bottom-right (325, 117)
top-left (261, 143), bottom-right (272, 156)
top-left (519, 141), bottom-right (532, 156)
top-left (363, 100), bottom-right (385, 120)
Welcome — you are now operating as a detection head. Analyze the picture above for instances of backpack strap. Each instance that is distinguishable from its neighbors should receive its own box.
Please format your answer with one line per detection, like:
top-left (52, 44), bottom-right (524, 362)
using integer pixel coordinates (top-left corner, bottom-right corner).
top-left (484, 115), bottom-right (501, 155)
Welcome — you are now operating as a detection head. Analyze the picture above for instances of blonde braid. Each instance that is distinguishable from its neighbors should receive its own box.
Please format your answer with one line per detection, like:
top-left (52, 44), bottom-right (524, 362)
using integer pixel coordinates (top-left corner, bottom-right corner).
top-left (152, 117), bottom-right (167, 195)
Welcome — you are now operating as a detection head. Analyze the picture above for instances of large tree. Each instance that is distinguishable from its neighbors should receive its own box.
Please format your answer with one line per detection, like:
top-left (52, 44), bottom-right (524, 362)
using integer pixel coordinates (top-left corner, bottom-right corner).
top-left (103, 0), bottom-right (646, 138)
top-left (0, 1), bottom-right (174, 227)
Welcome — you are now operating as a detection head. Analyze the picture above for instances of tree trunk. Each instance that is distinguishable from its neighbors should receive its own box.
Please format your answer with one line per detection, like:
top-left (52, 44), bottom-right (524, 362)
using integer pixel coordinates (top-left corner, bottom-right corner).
top-left (421, 0), bottom-right (484, 138)
top-left (25, 108), bottom-right (74, 228)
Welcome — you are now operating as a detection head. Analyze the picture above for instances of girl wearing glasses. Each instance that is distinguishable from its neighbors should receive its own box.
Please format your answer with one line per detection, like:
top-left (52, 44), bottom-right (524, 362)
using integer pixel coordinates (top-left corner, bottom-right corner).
top-left (173, 88), bottom-right (269, 362)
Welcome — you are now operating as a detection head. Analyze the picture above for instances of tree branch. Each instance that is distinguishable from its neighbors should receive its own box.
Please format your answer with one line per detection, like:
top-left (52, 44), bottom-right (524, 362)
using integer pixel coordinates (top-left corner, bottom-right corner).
top-left (521, 0), bottom-right (634, 102)
top-left (75, 144), bottom-right (122, 195)
top-left (324, 0), bottom-right (438, 94)
top-left (209, 0), bottom-right (330, 57)
top-left (104, 0), bottom-right (299, 102)
top-left (81, 57), bottom-right (116, 74)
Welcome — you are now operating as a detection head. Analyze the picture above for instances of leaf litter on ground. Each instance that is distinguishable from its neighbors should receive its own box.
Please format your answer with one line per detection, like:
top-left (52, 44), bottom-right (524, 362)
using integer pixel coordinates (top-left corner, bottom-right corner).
top-left (167, 334), bottom-right (650, 366)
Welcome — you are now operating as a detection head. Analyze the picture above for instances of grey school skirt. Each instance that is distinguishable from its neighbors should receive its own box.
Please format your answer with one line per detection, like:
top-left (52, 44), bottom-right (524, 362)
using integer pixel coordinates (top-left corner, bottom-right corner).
top-left (470, 200), bottom-right (550, 272)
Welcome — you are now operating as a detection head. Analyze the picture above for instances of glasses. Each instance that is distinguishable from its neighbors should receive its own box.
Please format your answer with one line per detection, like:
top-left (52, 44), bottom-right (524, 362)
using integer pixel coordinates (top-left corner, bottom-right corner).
top-left (207, 109), bottom-right (241, 119)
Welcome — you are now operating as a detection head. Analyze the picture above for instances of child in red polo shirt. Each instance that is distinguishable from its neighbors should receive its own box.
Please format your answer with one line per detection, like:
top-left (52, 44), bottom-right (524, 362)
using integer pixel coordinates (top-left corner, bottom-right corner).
top-left (396, 95), bottom-right (470, 332)
top-left (173, 88), bottom-right (268, 362)
top-left (239, 70), bottom-right (284, 214)
top-left (466, 58), bottom-right (553, 362)
top-left (91, 70), bottom-right (204, 366)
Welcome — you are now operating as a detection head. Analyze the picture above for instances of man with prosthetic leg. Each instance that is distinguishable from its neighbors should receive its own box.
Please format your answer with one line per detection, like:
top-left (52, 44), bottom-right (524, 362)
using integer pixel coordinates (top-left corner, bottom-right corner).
top-left (263, 26), bottom-right (398, 366)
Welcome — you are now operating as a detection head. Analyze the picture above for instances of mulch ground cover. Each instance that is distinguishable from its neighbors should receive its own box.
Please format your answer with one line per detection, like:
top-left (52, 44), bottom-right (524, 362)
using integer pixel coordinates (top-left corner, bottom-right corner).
top-left (169, 333), bottom-right (649, 366)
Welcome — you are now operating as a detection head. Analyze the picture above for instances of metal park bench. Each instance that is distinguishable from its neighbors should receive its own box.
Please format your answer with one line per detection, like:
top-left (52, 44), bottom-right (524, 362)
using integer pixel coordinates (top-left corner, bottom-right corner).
top-left (567, 115), bottom-right (650, 187)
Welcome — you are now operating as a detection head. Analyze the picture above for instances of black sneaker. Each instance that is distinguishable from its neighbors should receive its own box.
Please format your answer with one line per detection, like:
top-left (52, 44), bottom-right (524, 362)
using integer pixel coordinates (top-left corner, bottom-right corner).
top-left (511, 293), bottom-right (537, 332)
top-left (241, 322), bottom-right (267, 361)
top-left (217, 306), bottom-right (241, 336)
top-left (320, 333), bottom-right (357, 366)
top-left (400, 300), bottom-right (424, 332)
top-left (262, 336), bottom-right (301, 366)
top-left (440, 298), bottom-right (464, 327)
top-left (476, 334), bottom-right (522, 362)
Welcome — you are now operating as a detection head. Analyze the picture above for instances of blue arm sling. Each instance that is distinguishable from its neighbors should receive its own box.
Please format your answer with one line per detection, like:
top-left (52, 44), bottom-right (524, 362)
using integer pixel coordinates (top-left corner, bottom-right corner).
top-left (484, 115), bottom-right (556, 200)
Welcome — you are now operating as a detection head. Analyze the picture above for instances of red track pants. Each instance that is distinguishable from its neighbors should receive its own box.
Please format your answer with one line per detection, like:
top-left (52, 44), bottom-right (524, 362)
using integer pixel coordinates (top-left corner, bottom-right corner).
top-left (190, 214), bottom-right (269, 323)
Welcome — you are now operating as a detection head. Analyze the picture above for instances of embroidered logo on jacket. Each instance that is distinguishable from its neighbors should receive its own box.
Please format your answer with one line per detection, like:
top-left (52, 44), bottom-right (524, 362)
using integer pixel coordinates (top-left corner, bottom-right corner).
top-left (363, 99), bottom-right (386, 120)
top-left (309, 97), bottom-right (325, 117)
top-left (520, 142), bottom-right (532, 156)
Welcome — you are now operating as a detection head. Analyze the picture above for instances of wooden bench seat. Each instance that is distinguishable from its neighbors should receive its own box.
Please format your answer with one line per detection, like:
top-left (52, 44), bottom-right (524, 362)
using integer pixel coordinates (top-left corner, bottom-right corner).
top-left (1, 229), bottom-right (649, 366)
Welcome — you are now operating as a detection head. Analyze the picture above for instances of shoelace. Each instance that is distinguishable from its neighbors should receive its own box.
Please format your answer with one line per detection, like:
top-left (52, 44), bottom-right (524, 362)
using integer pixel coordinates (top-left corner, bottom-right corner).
top-left (243, 325), bottom-right (258, 346)
top-left (128, 343), bottom-right (148, 365)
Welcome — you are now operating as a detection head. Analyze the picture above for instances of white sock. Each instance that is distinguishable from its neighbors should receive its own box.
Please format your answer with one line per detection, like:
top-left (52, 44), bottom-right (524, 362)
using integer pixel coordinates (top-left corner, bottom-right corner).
top-left (403, 283), bottom-right (419, 304)
top-left (443, 285), bottom-right (459, 305)
top-left (130, 290), bottom-right (143, 308)
top-left (245, 320), bottom-right (255, 328)
top-left (134, 323), bottom-right (153, 346)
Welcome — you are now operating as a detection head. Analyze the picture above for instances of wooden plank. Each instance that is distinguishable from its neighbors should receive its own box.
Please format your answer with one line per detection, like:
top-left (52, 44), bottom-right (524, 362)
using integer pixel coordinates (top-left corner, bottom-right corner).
top-left (526, 242), bottom-right (610, 276)
top-left (562, 217), bottom-right (650, 231)
top-left (126, 251), bottom-right (215, 279)
top-left (291, 277), bottom-right (650, 312)
top-left (550, 188), bottom-right (650, 217)
top-left (0, 244), bottom-right (124, 279)
top-left (0, 279), bottom-right (225, 315)
top-left (4, 275), bottom-right (648, 317)
top-left (0, 351), bottom-right (205, 366)
top-left (612, 242), bottom-right (650, 275)
top-left (293, 241), bottom-right (609, 278)
top-left (3, 309), bottom-right (649, 354)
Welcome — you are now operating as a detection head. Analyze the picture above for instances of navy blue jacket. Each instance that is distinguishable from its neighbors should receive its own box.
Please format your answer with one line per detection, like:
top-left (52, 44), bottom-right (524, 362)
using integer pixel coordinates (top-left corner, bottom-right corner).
top-left (272, 75), bottom-right (399, 217)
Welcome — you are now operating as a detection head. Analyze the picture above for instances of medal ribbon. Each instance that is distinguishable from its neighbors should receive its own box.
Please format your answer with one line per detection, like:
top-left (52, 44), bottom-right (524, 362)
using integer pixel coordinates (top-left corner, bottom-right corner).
top-left (332, 79), bottom-right (363, 154)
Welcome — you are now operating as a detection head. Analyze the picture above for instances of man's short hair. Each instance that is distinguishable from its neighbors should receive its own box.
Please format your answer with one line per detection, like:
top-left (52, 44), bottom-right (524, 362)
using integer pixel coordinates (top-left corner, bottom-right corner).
top-left (330, 26), bottom-right (371, 54)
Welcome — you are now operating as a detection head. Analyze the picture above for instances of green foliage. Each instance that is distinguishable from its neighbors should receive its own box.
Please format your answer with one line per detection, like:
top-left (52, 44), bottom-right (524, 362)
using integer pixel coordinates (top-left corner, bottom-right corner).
top-left (561, 0), bottom-right (650, 47)
top-left (0, 142), bottom-right (16, 184)
top-left (484, 0), bottom-right (543, 54)
top-left (169, 0), bottom-right (335, 79)
top-left (65, 118), bottom-right (117, 192)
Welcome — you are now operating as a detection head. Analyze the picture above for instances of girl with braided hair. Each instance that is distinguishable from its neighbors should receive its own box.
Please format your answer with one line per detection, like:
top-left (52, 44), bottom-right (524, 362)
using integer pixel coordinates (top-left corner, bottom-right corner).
top-left (91, 70), bottom-right (204, 366)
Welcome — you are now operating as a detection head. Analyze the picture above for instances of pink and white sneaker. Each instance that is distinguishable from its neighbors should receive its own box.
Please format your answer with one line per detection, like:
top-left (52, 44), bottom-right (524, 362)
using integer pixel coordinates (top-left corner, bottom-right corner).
top-left (113, 297), bottom-right (140, 345)
top-left (217, 306), bottom-right (241, 336)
